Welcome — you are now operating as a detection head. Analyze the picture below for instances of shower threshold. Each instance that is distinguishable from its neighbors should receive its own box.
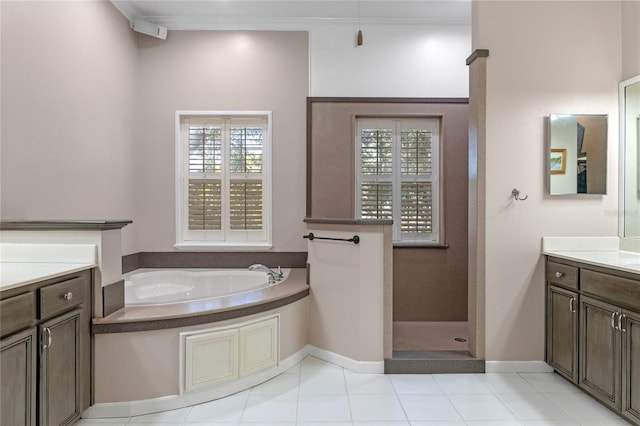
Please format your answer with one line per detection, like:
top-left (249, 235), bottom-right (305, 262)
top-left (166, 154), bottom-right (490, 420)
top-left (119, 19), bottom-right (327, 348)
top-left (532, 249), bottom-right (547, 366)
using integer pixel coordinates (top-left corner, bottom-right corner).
top-left (384, 350), bottom-right (485, 374)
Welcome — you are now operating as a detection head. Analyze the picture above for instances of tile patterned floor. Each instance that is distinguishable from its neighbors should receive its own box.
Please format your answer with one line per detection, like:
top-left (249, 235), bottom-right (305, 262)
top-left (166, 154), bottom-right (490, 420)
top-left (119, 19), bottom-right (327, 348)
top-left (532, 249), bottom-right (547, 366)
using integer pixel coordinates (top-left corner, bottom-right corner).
top-left (77, 356), bottom-right (631, 426)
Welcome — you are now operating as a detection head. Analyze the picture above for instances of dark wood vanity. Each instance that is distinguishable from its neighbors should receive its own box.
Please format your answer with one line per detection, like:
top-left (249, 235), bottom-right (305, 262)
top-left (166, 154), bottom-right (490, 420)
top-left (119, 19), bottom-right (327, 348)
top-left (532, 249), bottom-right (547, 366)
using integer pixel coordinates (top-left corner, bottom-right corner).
top-left (1, 268), bottom-right (93, 426)
top-left (546, 256), bottom-right (640, 425)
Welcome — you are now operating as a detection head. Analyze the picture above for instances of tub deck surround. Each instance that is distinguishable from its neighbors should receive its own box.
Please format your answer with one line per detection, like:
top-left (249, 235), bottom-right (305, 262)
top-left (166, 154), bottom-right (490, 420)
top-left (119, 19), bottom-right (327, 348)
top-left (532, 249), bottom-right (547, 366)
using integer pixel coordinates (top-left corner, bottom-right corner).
top-left (121, 251), bottom-right (308, 274)
top-left (542, 236), bottom-right (640, 275)
top-left (92, 268), bottom-right (309, 333)
top-left (0, 243), bottom-right (98, 291)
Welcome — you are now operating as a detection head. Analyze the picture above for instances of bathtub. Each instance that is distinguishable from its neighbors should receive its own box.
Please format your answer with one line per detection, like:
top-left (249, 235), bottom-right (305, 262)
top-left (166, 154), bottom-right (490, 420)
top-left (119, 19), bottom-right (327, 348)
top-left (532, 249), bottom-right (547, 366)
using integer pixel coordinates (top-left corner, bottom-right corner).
top-left (91, 268), bottom-right (310, 416)
top-left (124, 268), bottom-right (290, 306)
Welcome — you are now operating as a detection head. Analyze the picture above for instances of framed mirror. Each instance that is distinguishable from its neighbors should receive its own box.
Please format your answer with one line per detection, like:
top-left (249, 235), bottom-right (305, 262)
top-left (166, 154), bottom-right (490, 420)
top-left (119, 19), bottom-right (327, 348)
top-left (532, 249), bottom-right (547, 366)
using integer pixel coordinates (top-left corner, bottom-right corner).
top-left (620, 75), bottom-right (640, 238)
top-left (548, 114), bottom-right (607, 195)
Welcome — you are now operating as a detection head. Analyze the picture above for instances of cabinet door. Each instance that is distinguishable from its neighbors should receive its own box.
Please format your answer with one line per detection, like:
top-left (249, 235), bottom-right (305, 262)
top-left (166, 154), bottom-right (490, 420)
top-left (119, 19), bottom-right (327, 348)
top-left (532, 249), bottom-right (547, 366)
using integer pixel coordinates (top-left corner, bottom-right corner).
top-left (622, 309), bottom-right (640, 424)
top-left (580, 296), bottom-right (620, 410)
top-left (0, 328), bottom-right (37, 426)
top-left (40, 309), bottom-right (81, 426)
top-left (183, 328), bottom-right (238, 393)
top-left (239, 317), bottom-right (278, 378)
top-left (547, 285), bottom-right (578, 382)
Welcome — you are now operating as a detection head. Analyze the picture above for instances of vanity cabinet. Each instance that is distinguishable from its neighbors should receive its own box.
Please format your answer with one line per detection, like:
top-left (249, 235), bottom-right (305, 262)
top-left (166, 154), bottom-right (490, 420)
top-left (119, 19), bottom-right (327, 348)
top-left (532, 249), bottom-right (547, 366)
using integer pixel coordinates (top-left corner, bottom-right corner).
top-left (546, 285), bottom-right (579, 382)
top-left (0, 327), bottom-right (37, 426)
top-left (546, 261), bottom-right (579, 383)
top-left (39, 308), bottom-right (82, 426)
top-left (580, 295), bottom-right (620, 410)
top-left (545, 258), bottom-right (640, 425)
top-left (0, 270), bottom-right (92, 426)
top-left (622, 310), bottom-right (640, 424)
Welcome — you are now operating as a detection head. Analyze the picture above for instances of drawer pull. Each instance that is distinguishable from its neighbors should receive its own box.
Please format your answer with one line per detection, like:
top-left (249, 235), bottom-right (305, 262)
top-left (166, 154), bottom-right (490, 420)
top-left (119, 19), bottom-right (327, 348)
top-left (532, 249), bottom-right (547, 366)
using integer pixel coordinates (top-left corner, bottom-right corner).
top-left (63, 292), bottom-right (73, 301)
top-left (555, 272), bottom-right (564, 278)
top-left (42, 327), bottom-right (52, 350)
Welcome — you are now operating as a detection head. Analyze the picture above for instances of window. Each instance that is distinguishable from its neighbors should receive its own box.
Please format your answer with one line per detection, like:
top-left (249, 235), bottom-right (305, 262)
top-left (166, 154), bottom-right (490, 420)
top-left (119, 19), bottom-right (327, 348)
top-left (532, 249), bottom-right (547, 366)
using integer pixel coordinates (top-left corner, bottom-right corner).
top-left (176, 112), bottom-right (272, 249)
top-left (356, 118), bottom-right (440, 244)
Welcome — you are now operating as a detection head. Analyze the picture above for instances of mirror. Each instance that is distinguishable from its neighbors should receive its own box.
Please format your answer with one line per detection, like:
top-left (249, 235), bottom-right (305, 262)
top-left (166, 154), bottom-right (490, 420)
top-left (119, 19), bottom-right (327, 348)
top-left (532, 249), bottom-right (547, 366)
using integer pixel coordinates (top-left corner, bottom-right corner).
top-left (621, 75), bottom-right (640, 238)
top-left (548, 114), bottom-right (607, 195)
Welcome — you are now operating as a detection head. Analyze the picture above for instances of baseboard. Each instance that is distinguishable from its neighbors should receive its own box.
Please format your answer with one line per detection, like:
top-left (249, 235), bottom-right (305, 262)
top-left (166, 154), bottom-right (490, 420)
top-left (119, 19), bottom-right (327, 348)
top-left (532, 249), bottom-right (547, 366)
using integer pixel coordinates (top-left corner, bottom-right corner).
top-left (485, 360), bottom-right (554, 373)
top-left (307, 345), bottom-right (384, 373)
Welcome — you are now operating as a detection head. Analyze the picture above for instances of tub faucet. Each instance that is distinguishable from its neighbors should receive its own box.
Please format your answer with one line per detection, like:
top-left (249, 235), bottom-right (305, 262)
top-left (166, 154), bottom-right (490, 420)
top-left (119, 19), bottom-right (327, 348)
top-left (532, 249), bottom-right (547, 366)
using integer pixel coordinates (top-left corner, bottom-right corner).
top-left (248, 264), bottom-right (284, 283)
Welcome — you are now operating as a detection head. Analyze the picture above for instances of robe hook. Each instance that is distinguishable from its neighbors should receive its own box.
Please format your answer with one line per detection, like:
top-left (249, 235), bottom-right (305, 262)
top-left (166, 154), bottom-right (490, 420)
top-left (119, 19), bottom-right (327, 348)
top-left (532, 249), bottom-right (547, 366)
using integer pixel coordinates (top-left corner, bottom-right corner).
top-left (511, 188), bottom-right (528, 201)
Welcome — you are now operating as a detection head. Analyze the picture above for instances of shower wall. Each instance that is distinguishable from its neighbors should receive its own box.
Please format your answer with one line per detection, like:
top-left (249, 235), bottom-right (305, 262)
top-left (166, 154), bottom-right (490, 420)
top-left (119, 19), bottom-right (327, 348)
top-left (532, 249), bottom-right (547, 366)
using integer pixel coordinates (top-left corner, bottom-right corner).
top-left (306, 98), bottom-right (468, 322)
top-left (393, 104), bottom-right (469, 322)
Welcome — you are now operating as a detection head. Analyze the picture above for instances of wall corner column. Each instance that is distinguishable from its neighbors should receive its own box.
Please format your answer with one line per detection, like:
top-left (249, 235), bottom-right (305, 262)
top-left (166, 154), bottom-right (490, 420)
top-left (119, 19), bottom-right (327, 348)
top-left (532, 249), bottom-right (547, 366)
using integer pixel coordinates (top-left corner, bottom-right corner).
top-left (466, 49), bottom-right (489, 359)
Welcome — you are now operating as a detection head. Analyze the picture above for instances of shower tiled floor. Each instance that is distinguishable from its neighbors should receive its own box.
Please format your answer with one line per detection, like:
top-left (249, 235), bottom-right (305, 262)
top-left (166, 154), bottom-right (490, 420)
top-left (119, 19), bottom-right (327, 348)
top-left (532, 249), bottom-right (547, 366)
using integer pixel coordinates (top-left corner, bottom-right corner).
top-left (393, 321), bottom-right (468, 351)
top-left (77, 356), bottom-right (631, 425)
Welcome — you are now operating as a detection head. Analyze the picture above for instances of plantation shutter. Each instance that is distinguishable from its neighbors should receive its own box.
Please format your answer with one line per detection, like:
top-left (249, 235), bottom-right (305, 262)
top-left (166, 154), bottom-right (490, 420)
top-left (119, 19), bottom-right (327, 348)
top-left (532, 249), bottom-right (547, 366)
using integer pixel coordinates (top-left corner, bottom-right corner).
top-left (229, 123), bottom-right (264, 230)
top-left (359, 127), bottom-right (393, 220)
top-left (181, 115), bottom-right (269, 244)
top-left (187, 123), bottom-right (223, 230)
top-left (356, 118), bottom-right (439, 244)
top-left (400, 126), bottom-right (434, 236)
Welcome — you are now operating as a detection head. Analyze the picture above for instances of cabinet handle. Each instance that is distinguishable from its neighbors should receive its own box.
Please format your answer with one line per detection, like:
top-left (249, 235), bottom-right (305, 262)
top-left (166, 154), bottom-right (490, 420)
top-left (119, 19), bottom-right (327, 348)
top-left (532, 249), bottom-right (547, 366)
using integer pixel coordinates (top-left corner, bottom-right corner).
top-left (63, 292), bottom-right (73, 300)
top-left (555, 272), bottom-right (564, 278)
top-left (619, 314), bottom-right (626, 333)
top-left (611, 312), bottom-right (619, 330)
top-left (42, 327), bottom-right (52, 350)
top-left (569, 297), bottom-right (576, 313)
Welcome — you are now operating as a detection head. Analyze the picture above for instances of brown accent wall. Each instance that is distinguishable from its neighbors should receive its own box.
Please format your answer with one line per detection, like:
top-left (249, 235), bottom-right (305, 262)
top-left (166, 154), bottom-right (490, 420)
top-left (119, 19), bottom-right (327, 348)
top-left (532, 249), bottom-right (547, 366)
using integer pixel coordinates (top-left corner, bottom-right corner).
top-left (307, 99), bottom-right (469, 322)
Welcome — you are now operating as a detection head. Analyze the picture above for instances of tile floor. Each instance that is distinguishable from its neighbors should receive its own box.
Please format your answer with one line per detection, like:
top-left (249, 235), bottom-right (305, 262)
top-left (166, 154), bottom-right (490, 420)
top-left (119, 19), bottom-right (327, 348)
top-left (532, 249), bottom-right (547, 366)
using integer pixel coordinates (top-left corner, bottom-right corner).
top-left (77, 356), bottom-right (631, 426)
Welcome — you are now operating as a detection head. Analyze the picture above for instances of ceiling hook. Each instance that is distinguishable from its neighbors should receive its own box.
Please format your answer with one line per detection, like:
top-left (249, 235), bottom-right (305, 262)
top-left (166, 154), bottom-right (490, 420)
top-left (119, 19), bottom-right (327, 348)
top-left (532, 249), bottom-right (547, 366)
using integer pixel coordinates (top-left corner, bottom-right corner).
top-left (512, 188), bottom-right (528, 201)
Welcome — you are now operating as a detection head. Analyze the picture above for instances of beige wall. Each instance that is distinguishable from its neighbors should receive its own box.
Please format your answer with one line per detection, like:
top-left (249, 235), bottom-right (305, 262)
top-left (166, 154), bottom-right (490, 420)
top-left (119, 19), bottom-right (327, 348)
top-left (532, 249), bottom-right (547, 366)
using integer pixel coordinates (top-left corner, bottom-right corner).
top-left (306, 223), bottom-right (391, 363)
top-left (474, 1), bottom-right (622, 361)
top-left (134, 31), bottom-right (309, 253)
top-left (0, 1), bottom-right (139, 254)
top-left (622, 0), bottom-right (640, 79)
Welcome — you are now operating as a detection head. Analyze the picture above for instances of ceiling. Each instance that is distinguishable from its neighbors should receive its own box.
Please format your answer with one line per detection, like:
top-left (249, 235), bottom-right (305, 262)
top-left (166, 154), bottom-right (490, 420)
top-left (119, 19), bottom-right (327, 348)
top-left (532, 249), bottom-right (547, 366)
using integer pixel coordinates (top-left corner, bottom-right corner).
top-left (111, 0), bottom-right (472, 30)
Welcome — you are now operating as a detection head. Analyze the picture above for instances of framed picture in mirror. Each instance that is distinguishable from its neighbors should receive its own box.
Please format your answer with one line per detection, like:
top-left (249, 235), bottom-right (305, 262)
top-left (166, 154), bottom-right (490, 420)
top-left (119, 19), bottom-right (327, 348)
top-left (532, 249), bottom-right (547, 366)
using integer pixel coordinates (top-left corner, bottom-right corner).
top-left (550, 149), bottom-right (566, 174)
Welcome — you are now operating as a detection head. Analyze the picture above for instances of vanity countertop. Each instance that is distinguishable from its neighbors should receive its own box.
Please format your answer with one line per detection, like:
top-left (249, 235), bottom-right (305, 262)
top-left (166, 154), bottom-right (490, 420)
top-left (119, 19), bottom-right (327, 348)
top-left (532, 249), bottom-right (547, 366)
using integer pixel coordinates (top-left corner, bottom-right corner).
top-left (542, 237), bottom-right (640, 276)
top-left (0, 262), bottom-right (96, 292)
top-left (0, 243), bottom-right (98, 293)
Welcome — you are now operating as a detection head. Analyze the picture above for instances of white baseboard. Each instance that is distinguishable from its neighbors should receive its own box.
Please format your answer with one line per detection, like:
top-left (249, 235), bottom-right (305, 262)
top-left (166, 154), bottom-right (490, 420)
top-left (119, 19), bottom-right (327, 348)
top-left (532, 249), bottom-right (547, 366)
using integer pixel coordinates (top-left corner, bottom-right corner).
top-left (485, 361), bottom-right (554, 373)
top-left (306, 345), bottom-right (385, 374)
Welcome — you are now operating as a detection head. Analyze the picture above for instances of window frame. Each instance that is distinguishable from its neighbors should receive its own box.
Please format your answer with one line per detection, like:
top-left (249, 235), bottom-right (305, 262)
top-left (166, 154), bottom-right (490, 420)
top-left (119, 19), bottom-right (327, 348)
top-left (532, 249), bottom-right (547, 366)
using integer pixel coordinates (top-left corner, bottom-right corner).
top-left (175, 111), bottom-right (273, 250)
top-left (355, 116), bottom-right (442, 245)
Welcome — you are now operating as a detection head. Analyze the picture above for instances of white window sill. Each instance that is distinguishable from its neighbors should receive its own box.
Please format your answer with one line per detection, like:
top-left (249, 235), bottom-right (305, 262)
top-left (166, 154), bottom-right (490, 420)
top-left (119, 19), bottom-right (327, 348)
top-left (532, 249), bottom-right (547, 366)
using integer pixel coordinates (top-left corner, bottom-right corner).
top-left (174, 242), bottom-right (273, 252)
top-left (393, 242), bottom-right (449, 249)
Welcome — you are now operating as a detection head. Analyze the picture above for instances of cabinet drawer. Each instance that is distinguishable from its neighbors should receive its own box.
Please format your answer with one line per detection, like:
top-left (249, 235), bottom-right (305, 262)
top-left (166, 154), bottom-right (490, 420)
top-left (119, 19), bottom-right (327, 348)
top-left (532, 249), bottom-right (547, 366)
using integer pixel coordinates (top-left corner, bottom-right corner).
top-left (547, 261), bottom-right (579, 290)
top-left (39, 277), bottom-right (86, 320)
top-left (581, 269), bottom-right (640, 311)
top-left (0, 292), bottom-right (36, 338)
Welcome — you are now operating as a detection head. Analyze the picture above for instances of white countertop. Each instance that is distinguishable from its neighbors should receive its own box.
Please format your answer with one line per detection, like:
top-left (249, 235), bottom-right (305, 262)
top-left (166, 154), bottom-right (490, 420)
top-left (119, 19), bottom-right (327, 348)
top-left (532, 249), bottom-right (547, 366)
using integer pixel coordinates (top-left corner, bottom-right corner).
top-left (542, 237), bottom-right (640, 276)
top-left (0, 243), bottom-right (98, 292)
top-left (0, 262), bottom-right (96, 291)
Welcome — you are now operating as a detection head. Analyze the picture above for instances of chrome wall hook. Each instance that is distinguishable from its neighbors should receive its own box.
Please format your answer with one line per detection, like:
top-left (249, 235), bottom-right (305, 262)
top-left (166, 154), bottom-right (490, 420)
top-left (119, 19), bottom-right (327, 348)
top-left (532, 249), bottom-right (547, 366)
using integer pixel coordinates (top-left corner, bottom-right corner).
top-left (511, 188), bottom-right (528, 201)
